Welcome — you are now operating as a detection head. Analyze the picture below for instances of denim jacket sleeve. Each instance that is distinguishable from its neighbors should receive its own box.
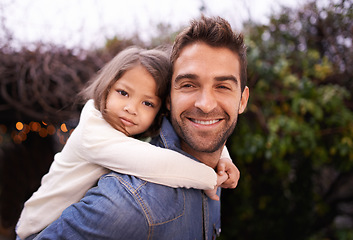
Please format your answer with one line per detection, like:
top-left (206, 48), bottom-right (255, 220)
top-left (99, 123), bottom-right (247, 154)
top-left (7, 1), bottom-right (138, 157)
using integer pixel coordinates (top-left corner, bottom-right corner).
top-left (34, 173), bottom-right (151, 240)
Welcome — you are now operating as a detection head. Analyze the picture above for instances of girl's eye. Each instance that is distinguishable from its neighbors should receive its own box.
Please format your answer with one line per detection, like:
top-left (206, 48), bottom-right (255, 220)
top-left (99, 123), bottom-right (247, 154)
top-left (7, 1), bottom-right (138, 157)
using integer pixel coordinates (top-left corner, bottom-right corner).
top-left (117, 90), bottom-right (128, 96)
top-left (143, 101), bottom-right (154, 108)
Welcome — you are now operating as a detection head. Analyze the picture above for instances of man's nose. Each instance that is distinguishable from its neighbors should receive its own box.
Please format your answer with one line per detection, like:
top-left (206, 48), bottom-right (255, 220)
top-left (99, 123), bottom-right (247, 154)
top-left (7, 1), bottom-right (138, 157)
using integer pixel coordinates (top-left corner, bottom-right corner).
top-left (194, 88), bottom-right (217, 113)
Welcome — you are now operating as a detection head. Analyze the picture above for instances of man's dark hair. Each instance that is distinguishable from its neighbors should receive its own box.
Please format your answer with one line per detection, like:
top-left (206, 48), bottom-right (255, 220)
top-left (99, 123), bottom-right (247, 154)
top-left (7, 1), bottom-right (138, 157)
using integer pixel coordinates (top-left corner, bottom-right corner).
top-left (171, 15), bottom-right (247, 91)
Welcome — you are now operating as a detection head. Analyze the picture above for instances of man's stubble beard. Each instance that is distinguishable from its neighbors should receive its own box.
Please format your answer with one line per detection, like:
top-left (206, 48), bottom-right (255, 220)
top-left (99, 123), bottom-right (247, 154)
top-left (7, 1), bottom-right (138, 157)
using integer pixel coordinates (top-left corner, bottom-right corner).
top-left (169, 107), bottom-right (238, 154)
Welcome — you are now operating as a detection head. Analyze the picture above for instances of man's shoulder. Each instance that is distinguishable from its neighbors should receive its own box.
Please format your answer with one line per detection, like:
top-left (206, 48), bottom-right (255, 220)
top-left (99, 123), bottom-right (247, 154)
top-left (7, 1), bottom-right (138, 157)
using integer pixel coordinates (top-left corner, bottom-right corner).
top-left (98, 172), bottom-right (186, 225)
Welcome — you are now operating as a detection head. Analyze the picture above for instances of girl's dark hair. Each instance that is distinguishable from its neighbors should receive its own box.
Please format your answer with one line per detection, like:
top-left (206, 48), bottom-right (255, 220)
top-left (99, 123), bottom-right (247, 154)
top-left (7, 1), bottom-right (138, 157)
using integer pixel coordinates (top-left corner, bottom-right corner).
top-left (80, 46), bottom-right (171, 137)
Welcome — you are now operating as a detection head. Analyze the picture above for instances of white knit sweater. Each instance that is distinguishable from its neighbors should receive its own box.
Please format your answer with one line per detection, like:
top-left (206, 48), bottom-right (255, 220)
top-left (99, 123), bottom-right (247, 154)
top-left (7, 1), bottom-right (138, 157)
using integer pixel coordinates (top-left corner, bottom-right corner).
top-left (16, 100), bottom-right (220, 239)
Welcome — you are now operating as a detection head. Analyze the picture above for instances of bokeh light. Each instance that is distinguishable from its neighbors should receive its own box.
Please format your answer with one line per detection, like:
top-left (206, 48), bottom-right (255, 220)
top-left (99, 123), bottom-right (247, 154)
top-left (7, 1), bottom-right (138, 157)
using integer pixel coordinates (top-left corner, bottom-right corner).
top-left (10, 121), bottom-right (74, 144)
top-left (16, 122), bottom-right (24, 131)
top-left (47, 125), bottom-right (56, 135)
top-left (0, 124), bottom-right (7, 134)
top-left (60, 123), bottom-right (68, 132)
top-left (30, 121), bottom-right (41, 132)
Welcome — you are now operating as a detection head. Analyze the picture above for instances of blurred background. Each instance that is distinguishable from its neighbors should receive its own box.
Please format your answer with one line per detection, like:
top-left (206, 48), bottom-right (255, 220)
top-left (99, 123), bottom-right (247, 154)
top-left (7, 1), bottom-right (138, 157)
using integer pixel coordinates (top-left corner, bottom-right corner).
top-left (0, 0), bottom-right (352, 239)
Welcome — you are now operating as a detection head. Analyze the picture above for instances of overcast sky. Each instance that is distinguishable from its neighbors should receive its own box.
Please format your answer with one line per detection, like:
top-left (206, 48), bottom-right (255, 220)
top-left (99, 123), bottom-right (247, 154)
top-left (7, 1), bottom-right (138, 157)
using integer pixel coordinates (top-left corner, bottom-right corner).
top-left (1, 0), bottom-right (308, 49)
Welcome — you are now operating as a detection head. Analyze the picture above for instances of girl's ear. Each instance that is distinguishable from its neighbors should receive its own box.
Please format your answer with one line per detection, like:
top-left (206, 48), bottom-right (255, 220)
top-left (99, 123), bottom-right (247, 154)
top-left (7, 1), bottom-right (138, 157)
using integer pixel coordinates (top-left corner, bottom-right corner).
top-left (238, 86), bottom-right (249, 114)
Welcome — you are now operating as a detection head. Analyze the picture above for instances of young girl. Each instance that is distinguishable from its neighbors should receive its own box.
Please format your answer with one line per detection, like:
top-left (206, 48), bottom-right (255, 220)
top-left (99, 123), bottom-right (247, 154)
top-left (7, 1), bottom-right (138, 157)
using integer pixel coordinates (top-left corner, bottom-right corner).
top-left (16, 46), bottom-right (237, 240)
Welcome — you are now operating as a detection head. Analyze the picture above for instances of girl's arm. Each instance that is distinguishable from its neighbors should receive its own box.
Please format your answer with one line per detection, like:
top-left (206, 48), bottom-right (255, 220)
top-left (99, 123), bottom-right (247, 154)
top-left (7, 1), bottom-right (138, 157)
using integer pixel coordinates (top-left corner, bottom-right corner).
top-left (74, 101), bottom-right (217, 190)
top-left (218, 146), bottom-right (240, 188)
top-left (204, 146), bottom-right (240, 200)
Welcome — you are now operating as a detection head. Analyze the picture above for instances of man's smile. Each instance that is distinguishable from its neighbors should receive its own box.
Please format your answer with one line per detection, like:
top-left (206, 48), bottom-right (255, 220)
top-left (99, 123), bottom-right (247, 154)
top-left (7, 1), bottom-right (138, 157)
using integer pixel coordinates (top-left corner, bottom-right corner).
top-left (189, 118), bottom-right (221, 126)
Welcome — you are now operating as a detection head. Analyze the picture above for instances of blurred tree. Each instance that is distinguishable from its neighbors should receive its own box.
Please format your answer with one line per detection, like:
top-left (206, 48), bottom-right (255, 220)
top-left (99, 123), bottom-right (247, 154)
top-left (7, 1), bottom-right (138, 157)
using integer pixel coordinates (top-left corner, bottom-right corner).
top-left (221, 0), bottom-right (353, 239)
top-left (149, 23), bottom-right (179, 48)
top-left (0, 36), bottom-right (139, 238)
top-left (1, 0), bottom-right (353, 239)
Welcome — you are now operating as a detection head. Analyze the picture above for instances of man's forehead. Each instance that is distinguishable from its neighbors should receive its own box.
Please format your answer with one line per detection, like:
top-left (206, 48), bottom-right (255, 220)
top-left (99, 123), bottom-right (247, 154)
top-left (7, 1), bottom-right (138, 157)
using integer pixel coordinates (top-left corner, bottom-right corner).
top-left (175, 42), bottom-right (238, 59)
top-left (172, 43), bottom-right (241, 82)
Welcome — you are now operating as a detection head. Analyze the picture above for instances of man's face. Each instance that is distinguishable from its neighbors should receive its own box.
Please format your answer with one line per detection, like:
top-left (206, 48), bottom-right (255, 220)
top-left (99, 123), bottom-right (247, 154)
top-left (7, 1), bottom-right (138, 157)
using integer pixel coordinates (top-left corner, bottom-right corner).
top-left (167, 42), bottom-right (249, 157)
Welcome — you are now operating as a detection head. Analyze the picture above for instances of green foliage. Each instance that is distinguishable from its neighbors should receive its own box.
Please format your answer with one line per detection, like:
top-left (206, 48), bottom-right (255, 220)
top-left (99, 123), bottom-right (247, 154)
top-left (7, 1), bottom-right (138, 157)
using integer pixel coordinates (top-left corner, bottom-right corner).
top-left (149, 23), bottom-right (181, 48)
top-left (221, 0), bottom-right (353, 239)
top-left (2, 1), bottom-right (352, 239)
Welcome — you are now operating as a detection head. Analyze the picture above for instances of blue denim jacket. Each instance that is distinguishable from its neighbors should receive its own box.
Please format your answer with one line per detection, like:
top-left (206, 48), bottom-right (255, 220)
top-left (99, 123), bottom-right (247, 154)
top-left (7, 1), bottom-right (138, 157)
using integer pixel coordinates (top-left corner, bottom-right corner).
top-left (33, 118), bottom-right (221, 240)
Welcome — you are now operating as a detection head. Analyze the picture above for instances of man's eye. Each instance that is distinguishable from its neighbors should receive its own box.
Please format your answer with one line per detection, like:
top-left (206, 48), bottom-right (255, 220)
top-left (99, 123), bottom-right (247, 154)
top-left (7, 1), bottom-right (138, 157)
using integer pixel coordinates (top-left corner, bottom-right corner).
top-left (217, 85), bottom-right (231, 90)
top-left (143, 101), bottom-right (154, 107)
top-left (181, 84), bottom-right (194, 88)
top-left (117, 90), bottom-right (128, 96)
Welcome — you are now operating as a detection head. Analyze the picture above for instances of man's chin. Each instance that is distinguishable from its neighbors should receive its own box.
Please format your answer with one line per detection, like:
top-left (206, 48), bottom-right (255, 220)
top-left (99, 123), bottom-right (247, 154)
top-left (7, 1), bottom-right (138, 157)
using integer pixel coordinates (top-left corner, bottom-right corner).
top-left (182, 136), bottom-right (226, 153)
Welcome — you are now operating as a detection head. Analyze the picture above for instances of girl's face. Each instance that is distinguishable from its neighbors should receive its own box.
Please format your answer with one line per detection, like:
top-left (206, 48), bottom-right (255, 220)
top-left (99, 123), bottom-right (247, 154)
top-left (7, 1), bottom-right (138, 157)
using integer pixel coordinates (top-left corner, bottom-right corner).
top-left (106, 65), bottom-right (161, 136)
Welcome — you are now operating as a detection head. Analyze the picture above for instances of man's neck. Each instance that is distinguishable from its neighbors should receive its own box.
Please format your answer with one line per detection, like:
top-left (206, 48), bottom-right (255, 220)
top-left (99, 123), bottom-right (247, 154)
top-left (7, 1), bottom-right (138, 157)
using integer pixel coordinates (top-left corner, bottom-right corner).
top-left (180, 142), bottom-right (223, 169)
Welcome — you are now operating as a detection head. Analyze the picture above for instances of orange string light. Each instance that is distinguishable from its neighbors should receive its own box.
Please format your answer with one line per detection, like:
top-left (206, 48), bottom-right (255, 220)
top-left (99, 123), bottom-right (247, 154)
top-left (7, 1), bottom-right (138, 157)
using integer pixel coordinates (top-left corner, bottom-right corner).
top-left (16, 122), bottom-right (24, 131)
top-left (60, 123), bottom-right (68, 132)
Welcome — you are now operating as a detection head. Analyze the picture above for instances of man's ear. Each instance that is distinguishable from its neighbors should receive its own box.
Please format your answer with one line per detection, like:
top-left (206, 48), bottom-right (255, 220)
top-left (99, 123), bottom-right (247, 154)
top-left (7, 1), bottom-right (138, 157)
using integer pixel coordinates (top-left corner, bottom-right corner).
top-left (238, 86), bottom-right (249, 114)
top-left (166, 95), bottom-right (171, 111)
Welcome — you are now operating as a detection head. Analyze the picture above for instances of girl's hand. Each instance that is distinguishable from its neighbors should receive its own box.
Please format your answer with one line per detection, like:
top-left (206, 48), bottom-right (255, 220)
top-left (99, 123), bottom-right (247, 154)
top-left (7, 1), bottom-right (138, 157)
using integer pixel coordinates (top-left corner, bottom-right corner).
top-left (217, 157), bottom-right (240, 189)
top-left (204, 173), bottom-right (228, 201)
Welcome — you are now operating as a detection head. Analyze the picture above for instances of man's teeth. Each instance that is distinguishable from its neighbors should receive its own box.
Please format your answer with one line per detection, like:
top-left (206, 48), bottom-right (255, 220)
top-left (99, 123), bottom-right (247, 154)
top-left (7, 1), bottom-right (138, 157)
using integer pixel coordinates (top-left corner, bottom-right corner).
top-left (192, 119), bottom-right (219, 125)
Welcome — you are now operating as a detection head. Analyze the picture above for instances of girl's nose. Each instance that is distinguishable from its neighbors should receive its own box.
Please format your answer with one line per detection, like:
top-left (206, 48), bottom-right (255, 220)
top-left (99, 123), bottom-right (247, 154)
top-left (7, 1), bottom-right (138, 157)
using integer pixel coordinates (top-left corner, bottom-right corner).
top-left (123, 104), bottom-right (137, 115)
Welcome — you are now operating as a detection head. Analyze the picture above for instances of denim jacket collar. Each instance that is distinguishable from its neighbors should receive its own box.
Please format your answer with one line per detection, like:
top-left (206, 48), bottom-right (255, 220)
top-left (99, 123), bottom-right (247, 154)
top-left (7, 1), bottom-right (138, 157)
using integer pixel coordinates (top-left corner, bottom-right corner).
top-left (159, 117), bottom-right (180, 151)
top-left (154, 117), bottom-right (198, 161)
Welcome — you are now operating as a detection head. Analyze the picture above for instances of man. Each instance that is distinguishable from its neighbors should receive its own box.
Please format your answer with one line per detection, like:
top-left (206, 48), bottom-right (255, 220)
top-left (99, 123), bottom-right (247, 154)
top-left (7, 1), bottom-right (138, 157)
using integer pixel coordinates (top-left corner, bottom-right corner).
top-left (33, 15), bottom-right (249, 240)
